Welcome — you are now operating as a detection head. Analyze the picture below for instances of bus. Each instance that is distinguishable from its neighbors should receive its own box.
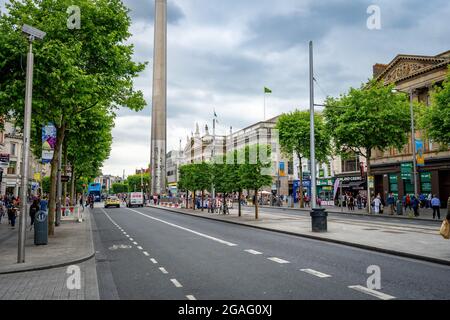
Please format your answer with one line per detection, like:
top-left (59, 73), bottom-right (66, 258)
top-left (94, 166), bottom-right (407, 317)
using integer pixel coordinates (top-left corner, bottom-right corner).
top-left (88, 183), bottom-right (102, 202)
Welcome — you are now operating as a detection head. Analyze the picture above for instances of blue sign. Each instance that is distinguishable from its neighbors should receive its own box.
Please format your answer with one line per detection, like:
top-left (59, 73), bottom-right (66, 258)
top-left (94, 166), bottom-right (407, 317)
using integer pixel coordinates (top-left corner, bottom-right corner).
top-left (293, 180), bottom-right (311, 203)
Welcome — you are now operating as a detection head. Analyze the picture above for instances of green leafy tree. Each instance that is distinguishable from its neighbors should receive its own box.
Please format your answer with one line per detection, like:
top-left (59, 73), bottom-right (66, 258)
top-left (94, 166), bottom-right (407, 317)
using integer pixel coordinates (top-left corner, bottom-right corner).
top-left (276, 110), bottom-right (331, 208)
top-left (421, 67), bottom-right (450, 145)
top-left (112, 183), bottom-right (128, 194)
top-left (238, 145), bottom-right (272, 220)
top-left (324, 80), bottom-right (410, 211)
top-left (0, 0), bottom-right (146, 235)
top-left (126, 173), bottom-right (151, 194)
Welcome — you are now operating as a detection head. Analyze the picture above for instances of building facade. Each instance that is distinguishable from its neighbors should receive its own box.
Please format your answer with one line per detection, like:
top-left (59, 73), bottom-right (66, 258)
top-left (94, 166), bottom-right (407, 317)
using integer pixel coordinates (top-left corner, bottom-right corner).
top-left (0, 121), bottom-right (50, 197)
top-left (370, 50), bottom-right (450, 207)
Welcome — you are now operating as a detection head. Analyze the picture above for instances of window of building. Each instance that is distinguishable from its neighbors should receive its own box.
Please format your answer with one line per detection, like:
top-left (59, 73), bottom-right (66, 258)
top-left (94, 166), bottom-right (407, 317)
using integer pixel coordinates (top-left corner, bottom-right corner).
top-left (341, 154), bottom-right (360, 172)
top-left (7, 161), bottom-right (17, 175)
top-left (10, 143), bottom-right (16, 156)
top-left (288, 161), bottom-right (293, 175)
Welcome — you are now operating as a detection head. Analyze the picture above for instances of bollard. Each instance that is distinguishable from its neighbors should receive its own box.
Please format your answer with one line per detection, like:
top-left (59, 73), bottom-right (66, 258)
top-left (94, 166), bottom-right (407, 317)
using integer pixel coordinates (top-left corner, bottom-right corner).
top-left (310, 208), bottom-right (328, 233)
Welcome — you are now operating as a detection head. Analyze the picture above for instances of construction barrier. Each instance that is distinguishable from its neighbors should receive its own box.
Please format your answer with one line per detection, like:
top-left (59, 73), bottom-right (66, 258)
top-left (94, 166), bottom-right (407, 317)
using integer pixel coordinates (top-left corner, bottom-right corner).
top-left (60, 206), bottom-right (83, 222)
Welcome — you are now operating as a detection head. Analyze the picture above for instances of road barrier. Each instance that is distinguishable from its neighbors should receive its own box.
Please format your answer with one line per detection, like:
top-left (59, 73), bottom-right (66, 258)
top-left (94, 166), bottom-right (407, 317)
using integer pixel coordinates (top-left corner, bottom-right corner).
top-left (60, 206), bottom-right (83, 222)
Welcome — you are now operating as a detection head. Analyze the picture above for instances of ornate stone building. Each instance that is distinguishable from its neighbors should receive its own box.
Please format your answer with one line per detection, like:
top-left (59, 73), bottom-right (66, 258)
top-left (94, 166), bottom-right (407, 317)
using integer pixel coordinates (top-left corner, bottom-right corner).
top-left (370, 50), bottom-right (450, 207)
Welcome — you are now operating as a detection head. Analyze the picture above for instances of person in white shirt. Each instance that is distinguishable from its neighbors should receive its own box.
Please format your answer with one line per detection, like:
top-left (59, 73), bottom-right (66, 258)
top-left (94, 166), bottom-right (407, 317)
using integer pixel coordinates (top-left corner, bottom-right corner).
top-left (373, 196), bottom-right (382, 214)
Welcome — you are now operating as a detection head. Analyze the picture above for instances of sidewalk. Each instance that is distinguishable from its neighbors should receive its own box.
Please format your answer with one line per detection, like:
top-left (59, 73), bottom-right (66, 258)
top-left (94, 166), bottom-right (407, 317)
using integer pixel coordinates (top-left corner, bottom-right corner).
top-left (151, 205), bottom-right (450, 266)
top-left (0, 208), bottom-right (96, 274)
top-left (260, 204), bottom-right (446, 222)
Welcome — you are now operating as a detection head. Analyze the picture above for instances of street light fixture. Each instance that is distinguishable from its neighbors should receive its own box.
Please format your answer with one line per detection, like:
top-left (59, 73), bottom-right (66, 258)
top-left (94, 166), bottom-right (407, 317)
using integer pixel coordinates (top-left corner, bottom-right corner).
top-left (18, 24), bottom-right (46, 264)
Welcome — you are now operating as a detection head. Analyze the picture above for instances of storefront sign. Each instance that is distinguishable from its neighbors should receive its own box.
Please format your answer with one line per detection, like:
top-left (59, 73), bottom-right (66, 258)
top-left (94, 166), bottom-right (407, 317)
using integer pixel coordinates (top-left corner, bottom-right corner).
top-left (401, 162), bottom-right (412, 180)
top-left (33, 173), bottom-right (41, 182)
top-left (0, 153), bottom-right (10, 169)
top-left (341, 176), bottom-right (364, 182)
top-left (317, 179), bottom-right (333, 186)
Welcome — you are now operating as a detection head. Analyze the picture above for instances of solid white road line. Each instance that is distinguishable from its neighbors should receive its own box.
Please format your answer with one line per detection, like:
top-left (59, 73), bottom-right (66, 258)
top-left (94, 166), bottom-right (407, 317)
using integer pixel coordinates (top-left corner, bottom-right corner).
top-left (186, 295), bottom-right (197, 301)
top-left (244, 249), bottom-right (263, 255)
top-left (159, 267), bottom-right (169, 274)
top-left (348, 285), bottom-right (396, 300)
top-left (137, 246), bottom-right (143, 250)
top-left (300, 269), bottom-right (332, 278)
top-left (267, 257), bottom-right (290, 264)
top-left (143, 251), bottom-right (150, 256)
top-left (127, 208), bottom-right (237, 247)
top-left (150, 258), bottom-right (158, 264)
top-left (170, 279), bottom-right (183, 288)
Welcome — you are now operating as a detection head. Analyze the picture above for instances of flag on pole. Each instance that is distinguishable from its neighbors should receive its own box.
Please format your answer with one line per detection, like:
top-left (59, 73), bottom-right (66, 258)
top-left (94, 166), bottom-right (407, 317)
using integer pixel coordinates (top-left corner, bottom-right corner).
top-left (264, 87), bottom-right (272, 94)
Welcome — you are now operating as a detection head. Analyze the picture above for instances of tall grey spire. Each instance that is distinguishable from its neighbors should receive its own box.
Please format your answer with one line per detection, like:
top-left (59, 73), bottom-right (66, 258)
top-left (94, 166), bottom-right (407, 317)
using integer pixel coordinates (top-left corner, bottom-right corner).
top-left (150, 0), bottom-right (167, 195)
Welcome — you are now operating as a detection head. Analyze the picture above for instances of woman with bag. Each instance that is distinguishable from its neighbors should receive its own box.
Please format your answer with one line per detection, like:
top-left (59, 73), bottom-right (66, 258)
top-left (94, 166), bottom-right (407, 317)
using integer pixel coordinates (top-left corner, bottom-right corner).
top-left (440, 213), bottom-right (450, 239)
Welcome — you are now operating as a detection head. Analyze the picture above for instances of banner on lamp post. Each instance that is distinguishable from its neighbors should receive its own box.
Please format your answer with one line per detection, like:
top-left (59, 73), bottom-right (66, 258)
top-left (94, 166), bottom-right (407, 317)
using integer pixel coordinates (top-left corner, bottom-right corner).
top-left (42, 123), bottom-right (57, 164)
top-left (415, 139), bottom-right (425, 166)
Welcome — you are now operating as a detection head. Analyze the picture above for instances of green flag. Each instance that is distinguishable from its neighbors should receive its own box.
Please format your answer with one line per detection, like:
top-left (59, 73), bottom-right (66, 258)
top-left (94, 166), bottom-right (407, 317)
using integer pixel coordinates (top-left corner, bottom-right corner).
top-left (264, 87), bottom-right (272, 94)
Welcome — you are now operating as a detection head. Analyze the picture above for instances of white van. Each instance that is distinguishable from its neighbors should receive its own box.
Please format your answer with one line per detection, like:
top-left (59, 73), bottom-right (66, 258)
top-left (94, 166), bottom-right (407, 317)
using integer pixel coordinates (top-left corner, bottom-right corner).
top-left (127, 192), bottom-right (144, 208)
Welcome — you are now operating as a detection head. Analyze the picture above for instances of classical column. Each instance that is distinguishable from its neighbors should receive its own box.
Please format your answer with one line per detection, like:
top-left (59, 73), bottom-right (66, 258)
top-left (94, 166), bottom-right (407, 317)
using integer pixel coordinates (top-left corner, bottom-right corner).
top-left (150, 0), bottom-right (167, 195)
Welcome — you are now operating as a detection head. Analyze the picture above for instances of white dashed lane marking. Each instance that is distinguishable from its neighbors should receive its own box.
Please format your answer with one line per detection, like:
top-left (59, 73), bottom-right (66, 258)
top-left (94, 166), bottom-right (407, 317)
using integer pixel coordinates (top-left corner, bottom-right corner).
top-left (348, 285), bottom-right (396, 300)
top-left (127, 208), bottom-right (237, 247)
top-left (267, 257), bottom-right (290, 264)
top-left (300, 269), bottom-right (332, 278)
top-left (133, 242), bottom-right (138, 245)
top-left (159, 267), bottom-right (169, 274)
top-left (143, 252), bottom-right (150, 256)
top-left (170, 279), bottom-right (183, 288)
top-left (244, 249), bottom-right (263, 255)
top-left (186, 295), bottom-right (196, 300)
top-left (137, 246), bottom-right (143, 250)
top-left (150, 259), bottom-right (158, 264)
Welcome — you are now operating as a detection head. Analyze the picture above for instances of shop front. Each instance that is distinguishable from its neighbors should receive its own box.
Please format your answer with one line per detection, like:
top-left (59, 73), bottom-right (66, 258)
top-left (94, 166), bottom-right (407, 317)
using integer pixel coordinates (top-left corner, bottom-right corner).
top-left (317, 178), bottom-right (335, 206)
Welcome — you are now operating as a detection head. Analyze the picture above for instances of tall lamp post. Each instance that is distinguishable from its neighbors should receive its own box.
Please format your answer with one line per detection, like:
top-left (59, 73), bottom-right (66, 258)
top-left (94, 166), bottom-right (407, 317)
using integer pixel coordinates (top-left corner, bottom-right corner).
top-left (393, 88), bottom-right (419, 197)
top-left (309, 41), bottom-right (328, 232)
top-left (18, 25), bottom-right (46, 263)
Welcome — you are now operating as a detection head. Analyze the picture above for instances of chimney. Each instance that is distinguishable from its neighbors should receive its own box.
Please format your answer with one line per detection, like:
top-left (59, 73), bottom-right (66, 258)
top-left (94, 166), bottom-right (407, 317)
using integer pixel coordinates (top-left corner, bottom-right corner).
top-left (373, 63), bottom-right (387, 78)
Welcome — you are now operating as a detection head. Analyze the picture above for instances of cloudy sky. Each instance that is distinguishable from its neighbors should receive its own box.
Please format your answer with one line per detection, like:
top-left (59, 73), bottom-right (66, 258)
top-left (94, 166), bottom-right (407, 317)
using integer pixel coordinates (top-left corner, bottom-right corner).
top-left (1, 0), bottom-right (449, 177)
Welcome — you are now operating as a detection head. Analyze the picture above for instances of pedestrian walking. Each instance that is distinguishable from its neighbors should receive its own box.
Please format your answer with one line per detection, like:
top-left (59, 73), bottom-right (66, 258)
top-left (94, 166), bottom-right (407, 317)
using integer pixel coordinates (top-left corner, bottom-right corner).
top-left (29, 199), bottom-right (40, 230)
top-left (440, 212), bottom-right (450, 239)
top-left (431, 195), bottom-right (441, 220)
top-left (387, 193), bottom-right (396, 215)
top-left (373, 195), bottom-right (382, 214)
top-left (411, 195), bottom-right (420, 217)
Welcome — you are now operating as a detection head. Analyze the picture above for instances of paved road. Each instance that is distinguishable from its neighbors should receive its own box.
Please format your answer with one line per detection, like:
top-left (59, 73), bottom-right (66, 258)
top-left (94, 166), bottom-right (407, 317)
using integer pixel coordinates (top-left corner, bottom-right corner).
top-left (92, 205), bottom-right (450, 300)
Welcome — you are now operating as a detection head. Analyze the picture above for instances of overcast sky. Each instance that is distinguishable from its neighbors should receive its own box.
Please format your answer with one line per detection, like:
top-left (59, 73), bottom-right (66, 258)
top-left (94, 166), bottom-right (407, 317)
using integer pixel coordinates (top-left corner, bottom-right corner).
top-left (1, 0), bottom-right (449, 177)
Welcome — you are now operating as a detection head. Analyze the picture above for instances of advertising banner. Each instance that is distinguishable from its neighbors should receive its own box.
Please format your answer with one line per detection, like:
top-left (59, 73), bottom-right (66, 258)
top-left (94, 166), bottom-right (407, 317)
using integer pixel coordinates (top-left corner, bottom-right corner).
top-left (42, 124), bottom-right (57, 163)
top-left (415, 139), bottom-right (425, 166)
top-left (279, 162), bottom-right (286, 177)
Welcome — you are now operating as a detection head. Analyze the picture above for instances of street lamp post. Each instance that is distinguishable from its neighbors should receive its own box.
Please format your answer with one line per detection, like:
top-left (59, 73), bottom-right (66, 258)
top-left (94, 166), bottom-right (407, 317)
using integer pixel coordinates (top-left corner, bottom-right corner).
top-left (18, 25), bottom-right (46, 263)
top-left (309, 41), bottom-right (328, 232)
top-left (393, 88), bottom-right (419, 197)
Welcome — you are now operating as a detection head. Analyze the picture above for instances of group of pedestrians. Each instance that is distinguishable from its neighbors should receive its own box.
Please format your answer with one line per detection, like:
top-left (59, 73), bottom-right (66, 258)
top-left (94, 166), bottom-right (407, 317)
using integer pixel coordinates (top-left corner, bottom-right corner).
top-left (0, 195), bottom-right (20, 228)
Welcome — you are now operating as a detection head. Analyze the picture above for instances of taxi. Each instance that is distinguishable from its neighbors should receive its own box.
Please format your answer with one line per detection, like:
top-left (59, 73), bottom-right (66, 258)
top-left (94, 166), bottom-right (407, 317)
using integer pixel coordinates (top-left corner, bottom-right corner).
top-left (104, 196), bottom-right (121, 208)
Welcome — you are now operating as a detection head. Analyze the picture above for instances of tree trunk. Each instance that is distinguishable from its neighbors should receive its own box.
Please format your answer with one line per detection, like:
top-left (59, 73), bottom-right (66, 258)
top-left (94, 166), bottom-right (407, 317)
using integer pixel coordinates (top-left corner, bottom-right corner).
top-left (48, 122), bottom-right (66, 236)
top-left (201, 190), bottom-right (204, 212)
top-left (254, 189), bottom-right (259, 220)
top-left (193, 191), bottom-right (196, 211)
top-left (223, 193), bottom-right (226, 214)
top-left (70, 167), bottom-right (76, 206)
top-left (366, 149), bottom-right (372, 214)
top-left (186, 191), bottom-right (189, 209)
top-left (63, 138), bottom-right (68, 206)
top-left (238, 190), bottom-right (242, 217)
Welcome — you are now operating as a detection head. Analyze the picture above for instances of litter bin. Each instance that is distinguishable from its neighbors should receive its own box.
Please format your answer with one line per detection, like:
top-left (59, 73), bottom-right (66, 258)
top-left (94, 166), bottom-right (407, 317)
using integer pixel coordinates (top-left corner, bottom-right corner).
top-left (310, 208), bottom-right (328, 232)
top-left (34, 210), bottom-right (48, 245)
top-left (396, 200), bottom-right (403, 216)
